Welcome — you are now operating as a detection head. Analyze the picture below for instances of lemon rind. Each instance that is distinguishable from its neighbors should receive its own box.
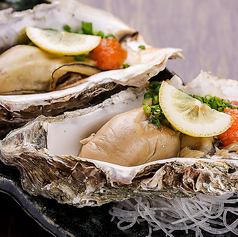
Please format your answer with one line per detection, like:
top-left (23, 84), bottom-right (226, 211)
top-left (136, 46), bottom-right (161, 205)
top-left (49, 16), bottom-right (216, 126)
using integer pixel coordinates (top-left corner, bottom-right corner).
top-left (26, 26), bottom-right (101, 55)
top-left (159, 81), bottom-right (231, 137)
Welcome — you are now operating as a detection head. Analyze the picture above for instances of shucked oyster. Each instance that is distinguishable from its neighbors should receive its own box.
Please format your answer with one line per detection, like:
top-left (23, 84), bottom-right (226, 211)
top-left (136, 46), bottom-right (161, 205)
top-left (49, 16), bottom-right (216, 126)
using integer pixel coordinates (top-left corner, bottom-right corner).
top-left (0, 72), bottom-right (238, 208)
top-left (0, 0), bottom-right (182, 139)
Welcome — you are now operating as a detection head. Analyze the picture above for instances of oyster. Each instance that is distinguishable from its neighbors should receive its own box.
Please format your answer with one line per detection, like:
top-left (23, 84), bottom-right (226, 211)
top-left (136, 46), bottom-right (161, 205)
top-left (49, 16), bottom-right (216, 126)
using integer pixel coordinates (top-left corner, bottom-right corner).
top-left (0, 0), bottom-right (182, 138)
top-left (0, 45), bottom-right (101, 94)
top-left (79, 106), bottom-right (181, 166)
top-left (0, 72), bottom-right (238, 208)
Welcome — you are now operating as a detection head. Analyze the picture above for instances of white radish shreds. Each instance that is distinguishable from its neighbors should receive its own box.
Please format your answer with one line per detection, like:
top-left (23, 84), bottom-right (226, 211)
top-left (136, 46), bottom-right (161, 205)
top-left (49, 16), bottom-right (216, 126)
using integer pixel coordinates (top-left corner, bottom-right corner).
top-left (109, 193), bottom-right (238, 237)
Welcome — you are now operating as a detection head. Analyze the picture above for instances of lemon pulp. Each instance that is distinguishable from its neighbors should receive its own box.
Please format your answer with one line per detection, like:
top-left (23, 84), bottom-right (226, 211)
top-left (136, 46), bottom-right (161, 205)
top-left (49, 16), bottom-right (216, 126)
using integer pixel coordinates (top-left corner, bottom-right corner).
top-left (159, 81), bottom-right (231, 137)
top-left (25, 26), bottom-right (101, 55)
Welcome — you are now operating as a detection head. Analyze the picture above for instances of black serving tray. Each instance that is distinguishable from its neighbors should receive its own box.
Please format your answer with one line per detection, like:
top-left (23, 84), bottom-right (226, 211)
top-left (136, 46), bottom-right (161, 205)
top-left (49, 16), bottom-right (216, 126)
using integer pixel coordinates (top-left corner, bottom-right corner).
top-left (0, 159), bottom-right (153, 237)
top-left (0, 159), bottom-right (238, 237)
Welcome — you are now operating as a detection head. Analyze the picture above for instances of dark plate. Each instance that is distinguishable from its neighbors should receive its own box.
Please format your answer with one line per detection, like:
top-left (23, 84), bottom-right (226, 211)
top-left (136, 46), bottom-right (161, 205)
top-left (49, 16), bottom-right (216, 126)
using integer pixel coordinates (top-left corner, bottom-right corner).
top-left (1, 159), bottom-right (238, 237)
top-left (0, 159), bottom-right (154, 237)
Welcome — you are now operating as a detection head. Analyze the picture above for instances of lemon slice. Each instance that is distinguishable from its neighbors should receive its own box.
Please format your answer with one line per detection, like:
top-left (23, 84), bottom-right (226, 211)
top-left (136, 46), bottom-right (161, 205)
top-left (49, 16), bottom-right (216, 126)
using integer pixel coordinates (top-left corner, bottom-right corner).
top-left (25, 26), bottom-right (101, 55)
top-left (159, 81), bottom-right (231, 137)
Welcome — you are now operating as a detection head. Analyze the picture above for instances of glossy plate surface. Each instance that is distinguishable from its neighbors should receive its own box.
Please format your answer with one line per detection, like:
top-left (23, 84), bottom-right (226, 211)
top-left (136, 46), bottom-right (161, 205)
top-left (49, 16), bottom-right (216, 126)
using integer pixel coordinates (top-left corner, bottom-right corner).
top-left (0, 159), bottom-right (154, 237)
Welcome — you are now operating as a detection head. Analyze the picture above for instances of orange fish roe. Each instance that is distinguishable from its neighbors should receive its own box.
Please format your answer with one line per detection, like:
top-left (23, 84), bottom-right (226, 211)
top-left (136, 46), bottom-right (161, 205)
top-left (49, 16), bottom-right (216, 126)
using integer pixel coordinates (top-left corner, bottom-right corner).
top-left (231, 100), bottom-right (238, 108)
top-left (90, 37), bottom-right (127, 70)
top-left (217, 107), bottom-right (238, 146)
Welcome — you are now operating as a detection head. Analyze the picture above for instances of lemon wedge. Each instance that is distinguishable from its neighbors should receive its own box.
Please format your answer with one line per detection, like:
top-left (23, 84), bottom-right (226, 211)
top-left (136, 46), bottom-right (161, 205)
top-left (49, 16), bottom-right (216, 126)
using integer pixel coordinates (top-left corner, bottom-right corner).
top-left (25, 26), bottom-right (101, 55)
top-left (159, 81), bottom-right (231, 137)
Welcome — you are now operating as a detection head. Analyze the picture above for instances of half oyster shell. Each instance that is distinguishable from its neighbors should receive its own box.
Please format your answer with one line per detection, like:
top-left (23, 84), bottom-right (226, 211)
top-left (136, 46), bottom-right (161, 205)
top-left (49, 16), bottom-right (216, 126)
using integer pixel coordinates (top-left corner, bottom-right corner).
top-left (0, 0), bottom-right (182, 139)
top-left (0, 72), bottom-right (238, 207)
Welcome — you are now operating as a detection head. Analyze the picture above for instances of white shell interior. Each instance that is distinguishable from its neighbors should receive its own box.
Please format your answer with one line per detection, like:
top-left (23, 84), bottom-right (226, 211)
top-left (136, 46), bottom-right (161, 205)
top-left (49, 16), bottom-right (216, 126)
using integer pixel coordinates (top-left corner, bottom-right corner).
top-left (47, 89), bottom-right (144, 156)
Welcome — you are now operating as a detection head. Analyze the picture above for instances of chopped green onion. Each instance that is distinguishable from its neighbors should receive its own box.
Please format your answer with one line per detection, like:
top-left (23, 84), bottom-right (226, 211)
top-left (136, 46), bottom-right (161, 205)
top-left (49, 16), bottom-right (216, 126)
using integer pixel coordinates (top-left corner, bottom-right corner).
top-left (139, 45), bottom-right (146, 49)
top-left (73, 30), bottom-right (84, 34)
top-left (123, 64), bottom-right (130, 69)
top-left (144, 91), bottom-right (153, 99)
top-left (189, 93), bottom-right (238, 112)
top-left (63, 25), bottom-right (71, 32)
top-left (143, 104), bottom-right (151, 115)
top-left (62, 23), bottom-right (117, 39)
top-left (153, 95), bottom-right (159, 105)
top-left (143, 79), bottom-right (238, 129)
top-left (154, 85), bottom-right (161, 95)
top-left (142, 97), bottom-right (152, 106)
top-left (96, 31), bottom-right (104, 37)
top-left (81, 21), bottom-right (93, 35)
top-left (49, 28), bottom-right (58, 32)
top-left (28, 41), bottom-right (36, 46)
top-left (75, 54), bottom-right (85, 61)
top-left (151, 116), bottom-right (161, 128)
top-left (63, 24), bottom-right (83, 34)
top-left (149, 81), bottom-right (160, 89)
top-left (105, 34), bottom-right (115, 38)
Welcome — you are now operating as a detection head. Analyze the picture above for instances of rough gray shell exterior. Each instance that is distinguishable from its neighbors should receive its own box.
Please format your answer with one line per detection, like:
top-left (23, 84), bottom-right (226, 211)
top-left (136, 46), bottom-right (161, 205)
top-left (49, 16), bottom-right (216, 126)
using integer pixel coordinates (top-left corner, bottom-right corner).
top-left (0, 85), bottom-right (238, 207)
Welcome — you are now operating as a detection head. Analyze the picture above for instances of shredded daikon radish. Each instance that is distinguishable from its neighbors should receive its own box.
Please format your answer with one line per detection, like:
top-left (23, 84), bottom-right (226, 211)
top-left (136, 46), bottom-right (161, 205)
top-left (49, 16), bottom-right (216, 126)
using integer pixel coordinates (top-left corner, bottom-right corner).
top-left (109, 193), bottom-right (238, 237)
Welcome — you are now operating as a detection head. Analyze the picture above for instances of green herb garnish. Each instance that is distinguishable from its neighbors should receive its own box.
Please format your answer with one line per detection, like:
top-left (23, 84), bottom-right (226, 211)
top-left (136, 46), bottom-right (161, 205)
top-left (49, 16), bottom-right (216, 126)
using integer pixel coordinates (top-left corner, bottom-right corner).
top-left (81, 21), bottom-right (93, 35)
top-left (96, 31), bottom-right (105, 38)
top-left (28, 41), bottom-right (36, 46)
top-left (123, 64), bottom-right (130, 69)
top-left (142, 81), bottom-right (169, 128)
top-left (143, 80), bottom-right (238, 129)
top-left (144, 91), bottom-right (153, 99)
top-left (189, 94), bottom-right (238, 112)
top-left (139, 45), bottom-right (146, 50)
top-left (105, 34), bottom-right (115, 38)
top-left (63, 24), bottom-right (71, 32)
top-left (74, 54), bottom-right (86, 61)
top-left (63, 23), bottom-right (115, 39)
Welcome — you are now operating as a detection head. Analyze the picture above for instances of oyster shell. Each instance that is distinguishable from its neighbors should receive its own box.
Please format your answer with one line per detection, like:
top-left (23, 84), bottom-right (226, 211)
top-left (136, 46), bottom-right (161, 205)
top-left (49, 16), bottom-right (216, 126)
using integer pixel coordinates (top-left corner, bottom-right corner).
top-left (0, 0), bottom-right (182, 138)
top-left (182, 70), bottom-right (238, 102)
top-left (0, 72), bottom-right (238, 207)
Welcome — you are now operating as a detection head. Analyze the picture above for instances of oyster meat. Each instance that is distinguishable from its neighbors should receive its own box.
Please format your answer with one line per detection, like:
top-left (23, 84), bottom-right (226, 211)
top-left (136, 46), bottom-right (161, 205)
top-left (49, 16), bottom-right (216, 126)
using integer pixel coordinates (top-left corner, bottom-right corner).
top-left (0, 45), bottom-right (101, 94)
top-left (0, 72), bottom-right (238, 207)
top-left (0, 0), bottom-right (182, 138)
top-left (79, 106), bottom-right (181, 166)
